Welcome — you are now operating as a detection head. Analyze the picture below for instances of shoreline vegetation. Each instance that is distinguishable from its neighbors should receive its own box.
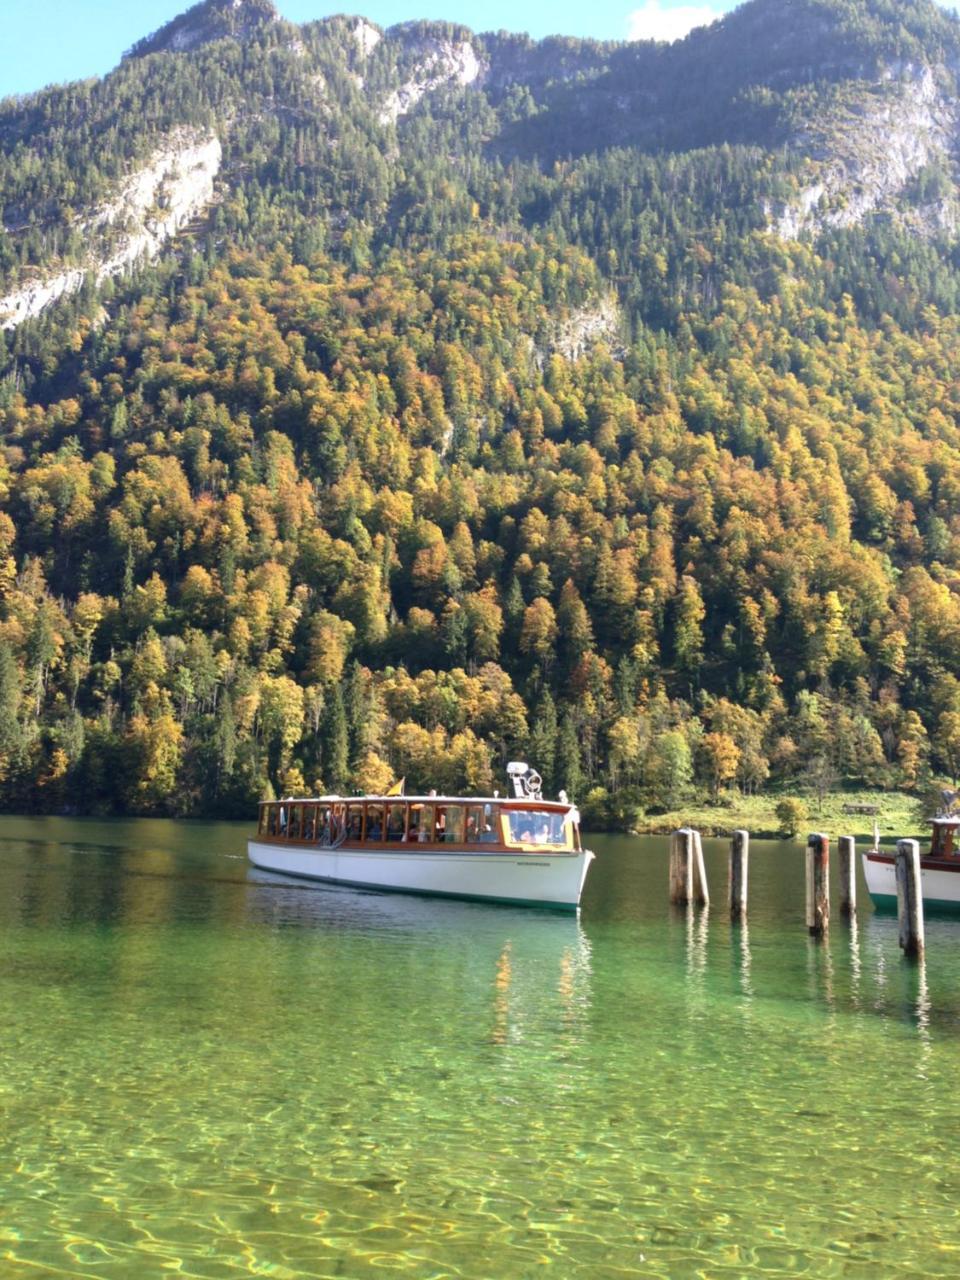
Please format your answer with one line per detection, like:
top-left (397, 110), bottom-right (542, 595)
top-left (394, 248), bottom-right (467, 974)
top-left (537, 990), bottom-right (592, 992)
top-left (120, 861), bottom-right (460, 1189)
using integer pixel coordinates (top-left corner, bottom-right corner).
top-left (583, 786), bottom-right (929, 842)
top-left (0, 784), bottom-right (932, 848)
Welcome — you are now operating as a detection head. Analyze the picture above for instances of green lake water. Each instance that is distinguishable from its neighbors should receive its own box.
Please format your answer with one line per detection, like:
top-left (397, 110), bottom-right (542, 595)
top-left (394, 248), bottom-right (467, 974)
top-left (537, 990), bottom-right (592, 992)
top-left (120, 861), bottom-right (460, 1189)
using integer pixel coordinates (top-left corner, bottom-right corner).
top-left (1, 818), bottom-right (959, 1279)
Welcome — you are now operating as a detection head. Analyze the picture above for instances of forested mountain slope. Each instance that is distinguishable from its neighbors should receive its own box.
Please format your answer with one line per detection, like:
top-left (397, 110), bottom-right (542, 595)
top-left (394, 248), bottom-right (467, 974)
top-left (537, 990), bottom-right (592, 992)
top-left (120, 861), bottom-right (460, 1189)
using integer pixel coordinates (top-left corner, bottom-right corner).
top-left (1, 0), bottom-right (960, 818)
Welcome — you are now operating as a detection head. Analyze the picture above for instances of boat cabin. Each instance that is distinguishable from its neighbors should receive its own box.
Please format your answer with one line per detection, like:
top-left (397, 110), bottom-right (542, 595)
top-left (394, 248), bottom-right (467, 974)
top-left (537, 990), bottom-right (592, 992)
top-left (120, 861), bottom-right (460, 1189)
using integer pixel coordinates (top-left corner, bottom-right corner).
top-left (930, 818), bottom-right (960, 858)
top-left (257, 796), bottom-right (582, 853)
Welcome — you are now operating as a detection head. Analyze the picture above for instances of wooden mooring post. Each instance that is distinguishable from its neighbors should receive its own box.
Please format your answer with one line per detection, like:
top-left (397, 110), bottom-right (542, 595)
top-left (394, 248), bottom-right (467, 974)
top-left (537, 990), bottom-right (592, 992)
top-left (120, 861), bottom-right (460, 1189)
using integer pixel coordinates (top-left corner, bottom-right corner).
top-left (838, 835), bottom-right (856, 918)
top-left (805, 832), bottom-right (829, 937)
top-left (729, 829), bottom-right (748, 921)
top-left (669, 828), bottom-right (694, 905)
top-left (896, 838), bottom-right (925, 959)
top-left (691, 829), bottom-right (710, 907)
top-left (670, 828), bottom-right (709, 907)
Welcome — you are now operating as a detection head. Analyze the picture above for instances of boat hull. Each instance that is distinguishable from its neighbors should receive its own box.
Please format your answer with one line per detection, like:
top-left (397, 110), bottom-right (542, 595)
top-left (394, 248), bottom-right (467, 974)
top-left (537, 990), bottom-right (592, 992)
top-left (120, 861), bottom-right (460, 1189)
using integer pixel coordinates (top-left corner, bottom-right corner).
top-left (862, 851), bottom-right (960, 914)
top-left (247, 840), bottom-right (594, 911)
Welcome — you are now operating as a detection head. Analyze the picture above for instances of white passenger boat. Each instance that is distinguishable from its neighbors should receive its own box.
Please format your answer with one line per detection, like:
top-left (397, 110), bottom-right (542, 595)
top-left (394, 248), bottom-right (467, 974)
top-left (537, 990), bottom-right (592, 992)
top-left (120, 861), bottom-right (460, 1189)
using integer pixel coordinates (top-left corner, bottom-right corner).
top-left (247, 763), bottom-right (594, 911)
top-left (862, 804), bottom-right (960, 913)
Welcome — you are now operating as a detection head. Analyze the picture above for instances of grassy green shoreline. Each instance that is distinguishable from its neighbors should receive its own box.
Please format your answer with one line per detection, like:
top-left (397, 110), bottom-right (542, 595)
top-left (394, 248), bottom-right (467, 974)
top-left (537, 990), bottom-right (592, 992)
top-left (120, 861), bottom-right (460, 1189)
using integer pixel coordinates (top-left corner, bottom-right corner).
top-left (622, 789), bottom-right (926, 843)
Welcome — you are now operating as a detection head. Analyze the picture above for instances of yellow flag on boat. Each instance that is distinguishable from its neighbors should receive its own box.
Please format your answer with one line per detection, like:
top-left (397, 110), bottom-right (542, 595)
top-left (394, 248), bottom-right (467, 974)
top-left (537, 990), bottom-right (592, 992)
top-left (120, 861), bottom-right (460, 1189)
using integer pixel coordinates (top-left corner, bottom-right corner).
top-left (386, 777), bottom-right (405, 796)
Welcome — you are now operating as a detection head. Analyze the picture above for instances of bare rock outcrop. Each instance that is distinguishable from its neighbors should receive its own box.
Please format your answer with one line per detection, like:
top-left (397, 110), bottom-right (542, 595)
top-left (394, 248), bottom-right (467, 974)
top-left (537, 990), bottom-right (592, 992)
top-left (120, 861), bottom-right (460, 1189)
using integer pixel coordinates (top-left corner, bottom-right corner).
top-left (351, 18), bottom-right (382, 59)
top-left (768, 62), bottom-right (960, 239)
top-left (1, 129), bottom-right (221, 330)
top-left (551, 296), bottom-right (624, 362)
top-left (378, 36), bottom-right (487, 125)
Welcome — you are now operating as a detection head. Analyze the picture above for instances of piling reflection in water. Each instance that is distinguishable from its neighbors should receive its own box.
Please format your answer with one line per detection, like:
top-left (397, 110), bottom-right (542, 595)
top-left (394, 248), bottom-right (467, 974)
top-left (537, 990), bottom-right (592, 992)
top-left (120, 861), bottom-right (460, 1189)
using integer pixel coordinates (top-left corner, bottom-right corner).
top-left (847, 914), bottom-right (862, 1009)
top-left (913, 958), bottom-right (933, 1079)
top-left (806, 928), bottom-right (836, 1014)
top-left (736, 920), bottom-right (753, 1005)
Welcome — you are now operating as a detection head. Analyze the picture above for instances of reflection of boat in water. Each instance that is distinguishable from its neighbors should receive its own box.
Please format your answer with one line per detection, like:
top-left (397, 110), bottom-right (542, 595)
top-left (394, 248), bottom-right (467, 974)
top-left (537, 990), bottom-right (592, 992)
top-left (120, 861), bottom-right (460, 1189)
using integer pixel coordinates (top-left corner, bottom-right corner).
top-left (863, 800), bottom-right (960, 913)
top-left (246, 866), bottom-right (593, 1040)
top-left (248, 763), bottom-right (594, 911)
top-left (245, 866), bottom-right (584, 932)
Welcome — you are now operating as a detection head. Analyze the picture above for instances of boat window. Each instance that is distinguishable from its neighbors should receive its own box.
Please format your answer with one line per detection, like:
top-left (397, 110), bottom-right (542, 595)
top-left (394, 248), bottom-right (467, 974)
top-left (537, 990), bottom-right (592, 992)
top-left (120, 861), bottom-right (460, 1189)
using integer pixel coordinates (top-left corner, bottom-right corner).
top-left (302, 806), bottom-right (316, 841)
top-left (365, 804), bottom-right (385, 841)
top-left (465, 805), bottom-right (482, 843)
top-left (266, 805), bottom-right (279, 837)
top-left (346, 805), bottom-right (363, 842)
top-left (437, 805), bottom-right (464, 843)
top-left (317, 806), bottom-right (333, 845)
top-left (331, 804), bottom-right (345, 843)
top-left (932, 823), bottom-right (958, 857)
top-left (420, 805), bottom-right (435, 842)
top-left (479, 803), bottom-right (499, 842)
top-left (504, 809), bottom-right (567, 847)
top-left (386, 803), bottom-right (406, 842)
top-left (279, 803), bottom-right (289, 836)
top-left (288, 805), bottom-right (302, 839)
top-left (409, 804), bottom-right (434, 843)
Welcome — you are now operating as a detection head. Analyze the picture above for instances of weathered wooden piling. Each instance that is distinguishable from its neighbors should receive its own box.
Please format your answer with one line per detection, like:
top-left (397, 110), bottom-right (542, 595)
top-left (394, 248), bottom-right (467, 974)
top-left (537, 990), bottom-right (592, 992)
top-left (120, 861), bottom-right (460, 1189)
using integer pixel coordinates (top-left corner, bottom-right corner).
top-left (691, 829), bottom-right (710, 907)
top-left (895, 838), bottom-right (925, 959)
top-left (805, 832), bottom-right (830, 937)
top-left (729, 828), bottom-right (749, 921)
top-left (669, 828), bottom-right (694, 905)
top-left (838, 835), bottom-right (856, 918)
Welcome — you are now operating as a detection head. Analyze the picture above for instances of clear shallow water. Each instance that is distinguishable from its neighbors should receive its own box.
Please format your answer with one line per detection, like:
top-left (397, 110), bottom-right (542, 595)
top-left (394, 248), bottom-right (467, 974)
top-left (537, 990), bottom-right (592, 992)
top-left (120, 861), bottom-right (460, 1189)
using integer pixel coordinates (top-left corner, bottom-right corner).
top-left (1, 819), bottom-right (959, 1278)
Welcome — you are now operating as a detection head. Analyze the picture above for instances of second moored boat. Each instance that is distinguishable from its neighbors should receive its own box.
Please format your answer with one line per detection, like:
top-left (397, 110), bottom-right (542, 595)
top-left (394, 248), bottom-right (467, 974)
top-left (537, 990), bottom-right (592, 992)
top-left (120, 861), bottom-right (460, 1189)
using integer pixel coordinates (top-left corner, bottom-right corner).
top-left (862, 796), bottom-right (960, 913)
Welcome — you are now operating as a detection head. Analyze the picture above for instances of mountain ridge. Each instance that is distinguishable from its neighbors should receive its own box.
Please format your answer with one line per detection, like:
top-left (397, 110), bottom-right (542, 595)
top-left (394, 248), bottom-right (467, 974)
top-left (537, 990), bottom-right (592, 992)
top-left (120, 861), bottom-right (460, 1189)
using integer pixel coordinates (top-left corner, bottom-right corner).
top-left (1, 0), bottom-right (957, 317)
top-left (125, 0), bottom-right (282, 60)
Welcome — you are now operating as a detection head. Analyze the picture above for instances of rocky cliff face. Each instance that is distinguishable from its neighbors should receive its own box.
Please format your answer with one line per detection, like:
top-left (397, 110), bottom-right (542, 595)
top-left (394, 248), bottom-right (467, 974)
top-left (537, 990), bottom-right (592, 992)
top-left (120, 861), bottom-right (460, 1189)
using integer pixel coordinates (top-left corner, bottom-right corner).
top-left (769, 61), bottom-right (960, 238)
top-left (0, 130), bottom-right (221, 330)
top-left (552, 296), bottom-right (624, 362)
top-left (378, 34), bottom-right (487, 124)
top-left (350, 18), bottom-right (382, 60)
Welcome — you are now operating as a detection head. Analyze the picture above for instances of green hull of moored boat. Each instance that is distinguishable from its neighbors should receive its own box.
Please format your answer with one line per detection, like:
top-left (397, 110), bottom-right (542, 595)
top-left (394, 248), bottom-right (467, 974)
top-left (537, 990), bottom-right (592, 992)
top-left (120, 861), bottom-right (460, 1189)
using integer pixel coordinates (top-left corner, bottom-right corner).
top-left (869, 892), bottom-right (960, 916)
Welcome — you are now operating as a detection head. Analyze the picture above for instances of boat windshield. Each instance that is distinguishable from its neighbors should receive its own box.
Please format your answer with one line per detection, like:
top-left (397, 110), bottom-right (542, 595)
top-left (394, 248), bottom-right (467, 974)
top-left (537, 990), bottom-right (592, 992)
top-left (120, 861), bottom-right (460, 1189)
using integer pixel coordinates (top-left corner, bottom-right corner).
top-left (503, 809), bottom-right (568, 847)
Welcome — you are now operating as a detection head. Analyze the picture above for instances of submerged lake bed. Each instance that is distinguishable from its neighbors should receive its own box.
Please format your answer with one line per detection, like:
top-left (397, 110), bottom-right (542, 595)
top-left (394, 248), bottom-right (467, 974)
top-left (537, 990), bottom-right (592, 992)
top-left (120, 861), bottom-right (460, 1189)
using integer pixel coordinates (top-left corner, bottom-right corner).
top-left (1, 816), bottom-right (959, 1278)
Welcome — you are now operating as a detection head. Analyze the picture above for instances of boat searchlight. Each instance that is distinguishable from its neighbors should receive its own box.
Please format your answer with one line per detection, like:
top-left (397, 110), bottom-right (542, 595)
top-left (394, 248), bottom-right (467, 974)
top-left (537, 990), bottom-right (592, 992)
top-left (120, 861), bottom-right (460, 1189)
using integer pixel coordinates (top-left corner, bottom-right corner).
top-left (506, 761), bottom-right (543, 800)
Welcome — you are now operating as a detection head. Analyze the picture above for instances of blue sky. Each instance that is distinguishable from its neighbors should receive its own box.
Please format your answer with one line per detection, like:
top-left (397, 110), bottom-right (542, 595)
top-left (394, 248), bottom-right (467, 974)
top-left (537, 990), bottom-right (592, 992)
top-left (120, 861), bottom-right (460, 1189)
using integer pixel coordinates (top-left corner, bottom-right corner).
top-left (2, 0), bottom-right (735, 98)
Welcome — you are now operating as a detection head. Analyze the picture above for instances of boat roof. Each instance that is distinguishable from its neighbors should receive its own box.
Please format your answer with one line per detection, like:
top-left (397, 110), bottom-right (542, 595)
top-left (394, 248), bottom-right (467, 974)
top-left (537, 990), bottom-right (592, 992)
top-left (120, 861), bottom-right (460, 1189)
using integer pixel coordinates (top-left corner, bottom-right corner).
top-left (269, 794), bottom-right (574, 808)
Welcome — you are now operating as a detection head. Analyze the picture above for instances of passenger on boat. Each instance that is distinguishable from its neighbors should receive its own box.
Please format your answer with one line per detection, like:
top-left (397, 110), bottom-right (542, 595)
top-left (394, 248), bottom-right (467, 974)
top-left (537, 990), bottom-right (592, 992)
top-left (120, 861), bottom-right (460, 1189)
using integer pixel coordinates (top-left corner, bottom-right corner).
top-left (367, 814), bottom-right (383, 840)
